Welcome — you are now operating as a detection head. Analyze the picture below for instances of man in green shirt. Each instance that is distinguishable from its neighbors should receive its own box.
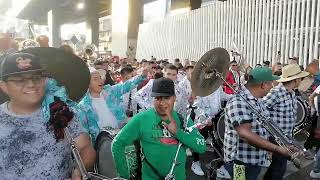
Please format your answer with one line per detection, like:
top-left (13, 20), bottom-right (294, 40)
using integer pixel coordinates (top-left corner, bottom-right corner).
top-left (112, 77), bottom-right (206, 180)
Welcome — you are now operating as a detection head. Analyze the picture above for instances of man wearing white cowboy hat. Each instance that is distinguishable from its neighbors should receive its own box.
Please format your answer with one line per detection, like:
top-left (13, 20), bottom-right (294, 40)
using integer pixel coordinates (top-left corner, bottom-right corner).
top-left (262, 64), bottom-right (309, 180)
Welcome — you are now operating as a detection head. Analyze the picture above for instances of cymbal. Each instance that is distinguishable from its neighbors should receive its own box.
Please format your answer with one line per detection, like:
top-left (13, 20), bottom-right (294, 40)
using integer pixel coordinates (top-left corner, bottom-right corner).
top-left (191, 48), bottom-right (230, 97)
top-left (1, 48), bottom-right (90, 103)
top-left (21, 47), bottom-right (90, 102)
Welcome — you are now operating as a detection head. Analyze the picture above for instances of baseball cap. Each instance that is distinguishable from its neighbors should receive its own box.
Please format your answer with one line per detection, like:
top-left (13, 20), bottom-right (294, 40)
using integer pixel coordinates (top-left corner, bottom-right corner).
top-left (0, 52), bottom-right (44, 80)
top-left (247, 67), bottom-right (280, 84)
top-left (151, 77), bottom-right (175, 97)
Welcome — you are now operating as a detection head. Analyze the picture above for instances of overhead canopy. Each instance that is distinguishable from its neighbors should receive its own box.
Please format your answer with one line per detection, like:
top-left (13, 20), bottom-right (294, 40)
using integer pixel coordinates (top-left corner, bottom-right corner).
top-left (17, 0), bottom-right (111, 25)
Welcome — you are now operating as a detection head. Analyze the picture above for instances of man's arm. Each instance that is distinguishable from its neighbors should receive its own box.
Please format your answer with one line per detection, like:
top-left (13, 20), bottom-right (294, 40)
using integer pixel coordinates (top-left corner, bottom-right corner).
top-left (226, 97), bottom-right (289, 157)
top-left (175, 117), bottom-right (207, 153)
top-left (309, 92), bottom-right (317, 110)
top-left (74, 133), bottom-right (96, 170)
top-left (308, 85), bottom-right (320, 111)
top-left (163, 113), bottom-right (206, 154)
top-left (111, 115), bottom-right (141, 179)
top-left (235, 123), bottom-right (289, 157)
top-left (110, 75), bottom-right (146, 96)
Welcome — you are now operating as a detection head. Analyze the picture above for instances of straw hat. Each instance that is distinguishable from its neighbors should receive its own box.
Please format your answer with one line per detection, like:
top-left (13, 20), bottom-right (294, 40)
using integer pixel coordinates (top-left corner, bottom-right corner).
top-left (277, 64), bottom-right (309, 83)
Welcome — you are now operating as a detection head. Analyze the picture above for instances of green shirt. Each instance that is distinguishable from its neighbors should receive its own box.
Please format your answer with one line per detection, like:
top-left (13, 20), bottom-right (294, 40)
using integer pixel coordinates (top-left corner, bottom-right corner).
top-left (111, 108), bottom-right (207, 180)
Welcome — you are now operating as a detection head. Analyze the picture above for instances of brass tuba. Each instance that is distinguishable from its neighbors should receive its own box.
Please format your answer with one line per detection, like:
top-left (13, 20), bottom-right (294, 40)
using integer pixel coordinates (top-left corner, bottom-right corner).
top-left (20, 39), bottom-right (40, 50)
top-left (83, 44), bottom-right (98, 65)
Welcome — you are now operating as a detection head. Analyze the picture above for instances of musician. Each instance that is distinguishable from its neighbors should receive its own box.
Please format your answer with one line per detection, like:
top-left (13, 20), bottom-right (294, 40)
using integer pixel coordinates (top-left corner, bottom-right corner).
top-left (190, 86), bottom-right (231, 176)
top-left (78, 66), bottom-right (148, 141)
top-left (262, 64), bottom-right (309, 180)
top-left (0, 52), bottom-right (95, 179)
top-left (175, 64), bottom-right (195, 118)
top-left (112, 77), bottom-right (206, 179)
top-left (120, 66), bottom-right (138, 117)
top-left (224, 67), bottom-right (291, 180)
top-left (223, 60), bottom-right (241, 94)
top-left (133, 64), bottom-right (180, 111)
top-left (36, 35), bottom-right (50, 47)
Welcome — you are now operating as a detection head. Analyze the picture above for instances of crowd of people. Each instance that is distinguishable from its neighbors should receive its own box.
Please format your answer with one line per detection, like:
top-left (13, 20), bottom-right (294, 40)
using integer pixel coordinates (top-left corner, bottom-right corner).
top-left (1, 33), bottom-right (320, 180)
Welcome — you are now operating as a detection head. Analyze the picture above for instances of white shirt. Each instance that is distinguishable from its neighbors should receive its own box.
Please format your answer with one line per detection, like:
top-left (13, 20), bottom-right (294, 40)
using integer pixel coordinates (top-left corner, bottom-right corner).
top-left (194, 87), bottom-right (232, 122)
top-left (91, 96), bottom-right (118, 129)
top-left (122, 88), bottom-right (138, 115)
top-left (133, 79), bottom-right (155, 110)
top-left (175, 77), bottom-right (192, 117)
top-left (177, 71), bottom-right (186, 83)
top-left (314, 86), bottom-right (320, 115)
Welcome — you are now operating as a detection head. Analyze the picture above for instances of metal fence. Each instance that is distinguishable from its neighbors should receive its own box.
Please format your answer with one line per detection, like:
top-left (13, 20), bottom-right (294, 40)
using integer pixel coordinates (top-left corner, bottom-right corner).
top-left (136, 0), bottom-right (320, 67)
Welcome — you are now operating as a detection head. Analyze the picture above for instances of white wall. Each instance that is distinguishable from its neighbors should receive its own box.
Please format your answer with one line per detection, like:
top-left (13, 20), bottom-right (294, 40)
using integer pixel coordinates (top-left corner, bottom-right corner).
top-left (136, 0), bottom-right (320, 66)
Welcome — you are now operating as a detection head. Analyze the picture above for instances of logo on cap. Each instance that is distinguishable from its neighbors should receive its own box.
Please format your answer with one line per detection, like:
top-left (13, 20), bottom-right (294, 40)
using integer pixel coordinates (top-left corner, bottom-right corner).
top-left (16, 57), bottom-right (32, 70)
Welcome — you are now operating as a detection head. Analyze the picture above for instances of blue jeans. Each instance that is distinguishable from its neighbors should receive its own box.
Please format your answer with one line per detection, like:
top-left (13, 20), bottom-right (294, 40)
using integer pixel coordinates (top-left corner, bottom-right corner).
top-left (313, 149), bottom-right (320, 173)
top-left (263, 153), bottom-right (287, 180)
top-left (225, 161), bottom-right (262, 180)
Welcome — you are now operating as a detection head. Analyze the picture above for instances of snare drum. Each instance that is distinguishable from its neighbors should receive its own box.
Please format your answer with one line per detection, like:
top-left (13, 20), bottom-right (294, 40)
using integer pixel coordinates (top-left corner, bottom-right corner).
top-left (95, 129), bottom-right (139, 179)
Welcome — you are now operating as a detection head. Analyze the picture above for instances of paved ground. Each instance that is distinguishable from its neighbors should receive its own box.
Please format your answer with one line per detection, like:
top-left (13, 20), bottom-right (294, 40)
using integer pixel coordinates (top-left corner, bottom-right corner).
top-left (186, 146), bottom-right (317, 180)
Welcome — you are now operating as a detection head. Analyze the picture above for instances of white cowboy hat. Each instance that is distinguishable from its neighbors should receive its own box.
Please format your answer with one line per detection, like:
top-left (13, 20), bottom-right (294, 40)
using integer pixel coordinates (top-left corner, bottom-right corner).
top-left (277, 64), bottom-right (310, 83)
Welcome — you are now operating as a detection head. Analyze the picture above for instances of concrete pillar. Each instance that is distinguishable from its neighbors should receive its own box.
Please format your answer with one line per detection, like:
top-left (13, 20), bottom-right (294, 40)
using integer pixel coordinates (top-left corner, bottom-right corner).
top-left (48, 8), bottom-right (61, 47)
top-left (127, 0), bottom-right (143, 59)
top-left (111, 0), bottom-right (143, 58)
top-left (86, 0), bottom-right (99, 47)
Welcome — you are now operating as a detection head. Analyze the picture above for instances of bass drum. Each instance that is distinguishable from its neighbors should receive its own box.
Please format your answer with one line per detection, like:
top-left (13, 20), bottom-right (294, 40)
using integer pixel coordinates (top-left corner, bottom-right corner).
top-left (295, 97), bottom-right (309, 126)
top-left (95, 129), bottom-right (139, 179)
top-left (293, 97), bottom-right (311, 142)
top-left (216, 112), bottom-right (225, 145)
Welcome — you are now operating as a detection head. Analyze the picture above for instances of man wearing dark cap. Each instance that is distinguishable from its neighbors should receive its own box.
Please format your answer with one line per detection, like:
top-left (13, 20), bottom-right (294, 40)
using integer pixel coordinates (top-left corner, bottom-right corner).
top-left (224, 67), bottom-right (292, 180)
top-left (112, 77), bottom-right (206, 180)
top-left (0, 52), bottom-right (95, 179)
